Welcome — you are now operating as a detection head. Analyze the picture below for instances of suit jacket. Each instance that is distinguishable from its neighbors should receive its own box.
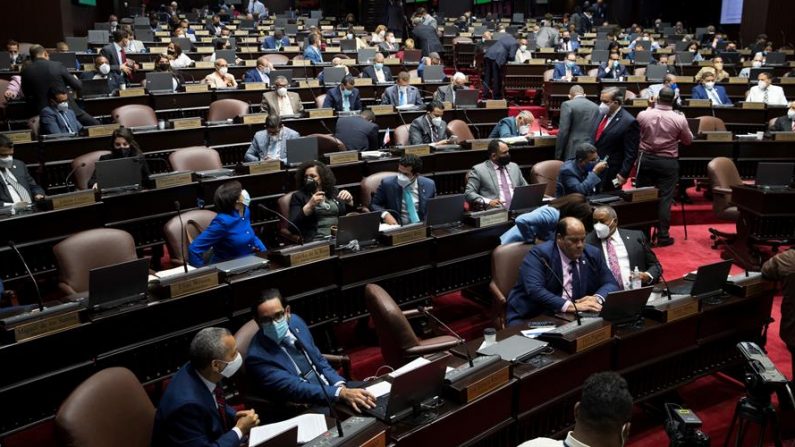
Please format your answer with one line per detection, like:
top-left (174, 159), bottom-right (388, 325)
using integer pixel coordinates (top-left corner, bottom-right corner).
top-left (557, 40), bottom-right (580, 52)
top-left (334, 115), bottom-right (379, 151)
top-left (585, 229), bottom-right (662, 287)
top-left (771, 115), bottom-right (795, 132)
top-left (39, 106), bottom-right (82, 136)
top-left (412, 24), bottom-right (443, 56)
top-left (590, 107), bottom-right (640, 191)
top-left (535, 26), bottom-right (559, 49)
top-left (99, 43), bottom-right (127, 74)
top-left (245, 314), bottom-right (346, 404)
top-left (488, 116), bottom-right (520, 138)
top-left (597, 62), bottom-right (628, 80)
top-left (500, 205), bottom-right (560, 244)
top-left (20, 59), bottom-right (83, 116)
top-left (505, 241), bottom-right (619, 325)
top-left (691, 84), bottom-right (732, 105)
top-left (260, 91), bottom-right (304, 116)
top-left (289, 188), bottom-right (348, 241)
top-left (409, 114), bottom-right (449, 144)
top-left (242, 68), bottom-right (271, 84)
top-left (556, 96), bottom-right (600, 160)
top-left (261, 35), bottom-right (290, 49)
top-left (762, 249), bottom-right (795, 346)
top-left (360, 65), bottom-right (394, 83)
top-left (557, 159), bottom-right (602, 197)
top-left (464, 160), bottom-right (528, 205)
top-left (381, 85), bottom-right (422, 106)
top-left (0, 160), bottom-right (44, 204)
top-left (371, 175), bottom-right (436, 225)
top-left (323, 86), bottom-right (362, 111)
top-left (484, 35), bottom-right (518, 66)
top-left (576, 15), bottom-right (593, 35)
top-left (552, 63), bottom-right (584, 80)
top-left (151, 363), bottom-right (239, 447)
top-left (433, 84), bottom-right (456, 103)
top-left (379, 41), bottom-right (399, 53)
top-left (303, 45), bottom-right (323, 64)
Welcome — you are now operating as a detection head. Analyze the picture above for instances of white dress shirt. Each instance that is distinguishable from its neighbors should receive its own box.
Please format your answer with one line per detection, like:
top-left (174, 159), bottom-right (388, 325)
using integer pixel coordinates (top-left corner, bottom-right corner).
top-left (518, 432), bottom-right (590, 447)
top-left (0, 168), bottom-right (23, 205)
top-left (113, 42), bottom-right (125, 66)
top-left (277, 94), bottom-right (294, 116)
top-left (600, 230), bottom-right (631, 290)
top-left (745, 84), bottom-right (789, 106)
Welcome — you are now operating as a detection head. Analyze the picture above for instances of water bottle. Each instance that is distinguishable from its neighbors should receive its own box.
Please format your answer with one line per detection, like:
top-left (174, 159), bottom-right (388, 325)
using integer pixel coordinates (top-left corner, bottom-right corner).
top-left (630, 266), bottom-right (642, 289)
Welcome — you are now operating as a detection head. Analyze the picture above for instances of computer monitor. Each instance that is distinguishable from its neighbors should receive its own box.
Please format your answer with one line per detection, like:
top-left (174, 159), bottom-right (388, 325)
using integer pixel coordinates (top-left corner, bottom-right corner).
top-left (50, 52), bottom-right (77, 70)
top-left (364, 355), bottom-right (448, 423)
top-left (357, 48), bottom-right (376, 64)
top-left (403, 49), bottom-right (422, 64)
top-left (65, 36), bottom-right (88, 52)
top-left (690, 259), bottom-right (732, 300)
top-left (453, 89), bottom-right (478, 109)
top-left (765, 52), bottom-right (786, 66)
top-left (322, 66), bottom-right (346, 85)
top-left (81, 78), bottom-right (112, 98)
top-left (286, 136), bottom-right (319, 167)
top-left (146, 72), bottom-right (176, 93)
top-left (645, 64), bottom-right (669, 82)
top-left (599, 286), bottom-right (654, 325)
top-left (593, 40), bottom-right (610, 51)
top-left (175, 37), bottom-right (194, 52)
top-left (94, 157), bottom-right (145, 192)
top-left (509, 183), bottom-right (547, 213)
top-left (426, 194), bottom-right (465, 229)
top-left (591, 50), bottom-right (609, 64)
top-left (0, 53), bottom-right (11, 71)
top-left (88, 258), bottom-right (149, 312)
top-left (335, 211), bottom-right (381, 248)
top-left (633, 51), bottom-right (652, 65)
top-left (443, 25), bottom-right (458, 37)
top-left (756, 162), bottom-right (793, 187)
top-left (340, 39), bottom-right (357, 52)
top-left (422, 65), bottom-right (445, 82)
top-left (675, 51), bottom-right (694, 65)
top-left (269, 69), bottom-right (293, 84)
top-left (88, 30), bottom-right (110, 45)
top-left (215, 49), bottom-right (237, 65)
top-left (718, 51), bottom-right (740, 65)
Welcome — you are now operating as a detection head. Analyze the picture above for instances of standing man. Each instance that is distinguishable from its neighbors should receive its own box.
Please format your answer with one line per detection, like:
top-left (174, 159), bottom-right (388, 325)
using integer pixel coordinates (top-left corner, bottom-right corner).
top-left (482, 33), bottom-right (518, 100)
top-left (591, 87), bottom-right (639, 191)
top-left (762, 249), bottom-right (795, 375)
top-left (635, 87), bottom-right (693, 247)
top-left (100, 31), bottom-right (136, 81)
top-left (556, 85), bottom-right (600, 161)
top-left (465, 139), bottom-right (528, 209)
top-left (411, 17), bottom-right (443, 57)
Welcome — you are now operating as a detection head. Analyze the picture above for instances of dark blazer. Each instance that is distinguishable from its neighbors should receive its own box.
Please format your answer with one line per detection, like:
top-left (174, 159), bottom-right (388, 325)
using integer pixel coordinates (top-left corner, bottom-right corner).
top-left (597, 61), bottom-right (628, 80)
top-left (370, 175), bottom-right (436, 225)
top-left (0, 159), bottom-right (44, 203)
top-left (552, 62), bottom-right (584, 80)
top-left (261, 35), bottom-right (290, 49)
top-left (242, 68), bottom-right (270, 84)
top-left (590, 107), bottom-right (640, 191)
top-left (322, 86), bottom-right (362, 112)
top-left (484, 34), bottom-right (519, 66)
top-left (488, 116), bottom-right (520, 138)
top-left (245, 314), bottom-right (345, 405)
top-left (770, 115), bottom-right (795, 132)
top-left (289, 188), bottom-right (348, 241)
top-left (99, 43), bottom-right (127, 73)
top-left (691, 84), bottom-right (732, 105)
top-left (585, 229), bottom-right (662, 285)
top-left (408, 114), bottom-right (449, 145)
top-left (505, 240), bottom-right (619, 325)
top-left (151, 363), bottom-right (239, 447)
top-left (360, 65), bottom-right (394, 83)
top-left (412, 24), bottom-right (443, 56)
top-left (557, 159), bottom-right (602, 197)
top-left (39, 106), bottom-right (82, 135)
top-left (20, 59), bottom-right (83, 116)
top-left (334, 115), bottom-right (379, 151)
top-left (88, 152), bottom-right (151, 189)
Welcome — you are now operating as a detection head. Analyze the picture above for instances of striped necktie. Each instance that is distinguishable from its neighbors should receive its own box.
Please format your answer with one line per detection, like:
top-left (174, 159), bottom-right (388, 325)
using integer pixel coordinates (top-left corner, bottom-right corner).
top-left (1, 168), bottom-right (31, 203)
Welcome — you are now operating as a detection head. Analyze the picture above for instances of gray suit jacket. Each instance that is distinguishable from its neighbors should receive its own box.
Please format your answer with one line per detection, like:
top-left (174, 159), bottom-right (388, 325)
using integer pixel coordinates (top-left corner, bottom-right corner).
top-left (555, 96), bottom-right (600, 160)
top-left (382, 85), bottom-right (423, 106)
top-left (536, 27), bottom-right (559, 49)
top-left (260, 91), bottom-right (304, 116)
top-left (409, 115), bottom-right (449, 145)
top-left (465, 160), bottom-right (528, 205)
top-left (433, 84), bottom-right (455, 102)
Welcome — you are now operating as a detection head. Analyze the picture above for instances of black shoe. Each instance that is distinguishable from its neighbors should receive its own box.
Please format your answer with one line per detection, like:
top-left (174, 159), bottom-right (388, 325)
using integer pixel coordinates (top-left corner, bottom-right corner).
top-left (655, 237), bottom-right (675, 247)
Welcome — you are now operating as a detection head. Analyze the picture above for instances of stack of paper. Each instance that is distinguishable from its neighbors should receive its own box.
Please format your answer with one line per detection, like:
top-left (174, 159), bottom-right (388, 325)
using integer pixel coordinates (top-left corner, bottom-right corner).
top-left (248, 413), bottom-right (327, 445)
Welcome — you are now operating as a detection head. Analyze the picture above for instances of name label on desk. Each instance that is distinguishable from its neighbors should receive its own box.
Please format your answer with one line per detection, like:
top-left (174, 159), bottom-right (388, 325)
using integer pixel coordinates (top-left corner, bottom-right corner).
top-left (354, 78), bottom-right (372, 86)
top-left (657, 48), bottom-right (672, 54)
top-left (626, 76), bottom-right (645, 82)
top-left (621, 187), bottom-right (658, 202)
top-left (466, 209), bottom-right (509, 228)
top-left (298, 80), bottom-right (320, 88)
top-left (243, 159), bottom-right (281, 174)
top-left (773, 132), bottom-right (795, 142)
top-left (575, 76), bottom-right (597, 83)
top-left (538, 47), bottom-right (555, 53)
top-left (328, 150), bottom-right (359, 165)
top-left (468, 139), bottom-right (490, 150)
top-left (283, 46), bottom-right (300, 52)
top-left (119, 87), bottom-right (146, 97)
top-left (370, 104), bottom-right (394, 115)
top-left (196, 47), bottom-right (214, 54)
top-left (728, 77), bottom-right (747, 84)
top-left (484, 99), bottom-right (507, 109)
top-left (141, 62), bottom-right (155, 71)
top-left (239, 46), bottom-right (257, 53)
top-left (149, 47), bottom-right (168, 54)
top-left (153, 171), bottom-right (193, 189)
top-left (170, 117), bottom-right (203, 129)
top-left (86, 124), bottom-right (120, 137)
top-left (575, 324), bottom-right (612, 352)
top-left (532, 136), bottom-right (556, 147)
top-left (409, 77), bottom-right (422, 85)
top-left (243, 59), bottom-right (257, 67)
top-left (244, 82), bottom-right (268, 90)
top-left (324, 46), bottom-right (341, 52)
top-left (292, 59), bottom-right (311, 66)
top-left (381, 224), bottom-right (427, 246)
top-left (279, 243), bottom-right (332, 266)
top-left (340, 59), bottom-right (356, 66)
top-left (687, 99), bottom-right (711, 108)
top-left (384, 57), bottom-right (400, 65)
top-left (465, 364), bottom-right (510, 402)
top-left (50, 190), bottom-right (97, 210)
top-left (527, 59), bottom-right (546, 65)
top-left (169, 270), bottom-right (220, 298)
top-left (12, 310), bottom-right (82, 343)
top-left (781, 77), bottom-right (795, 84)
top-left (632, 99), bottom-right (650, 107)
top-left (242, 113), bottom-right (268, 124)
top-left (155, 31), bottom-right (169, 37)
top-left (308, 108), bottom-right (334, 118)
top-left (666, 299), bottom-right (700, 322)
top-left (194, 61), bottom-right (215, 68)
top-left (577, 48), bottom-right (593, 54)
top-left (704, 131), bottom-right (733, 142)
top-left (404, 145), bottom-right (431, 156)
top-left (442, 101), bottom-right (453, 110)
top-left (185, 83), bottom-right (209, 93)
top-left (742, 102), bottom-right (765, 110)
top-left (2, 130), bottom-right (33, 144)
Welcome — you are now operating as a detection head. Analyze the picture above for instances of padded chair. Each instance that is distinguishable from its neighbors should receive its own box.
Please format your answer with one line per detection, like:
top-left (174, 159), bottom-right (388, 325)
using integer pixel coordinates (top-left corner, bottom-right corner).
top-left (542, 69), bottom-right (554, 82)
top-left (163, 209), bottom-right (217, 266)
top-left (168, 146), bottom-right (222, 172)
top-left (359, 171), bottom-right (395, 211)
top-left (263, 54), bottom-right (290, 65)
top-left (767, 117), bottom-right (778, 130)
top-left (53, 228), bottom-right (139, 296)
top-left (706, 157), bottom-right (741, 247)
top-left (310, 133), bottom-right (345, 156)
top-left (530, 160), bottom-right (563, 197)
top-left (28, 115), bottom-right (40, 141)
top-left (364, 283), bottom-right (460, 368)
top-left (111, 104), bottom-right (158, 128)
top-left (277, 191), bottom-right (302, 244)
top-left (624, 90), bottom-right (637, 101)
top-left (314, 94), bottom-right (326, 109)
top-left (489, 242), bottom-right (533, 330)
top-left (697, 116), bottom-right (727, 133)
top-left (72, 150), bottom-right (111, 190)
top-left (639, 88), bottom-right (650, 99)
top-left (447, 119), bottom-right (475, 141)
top-left (393, 124), bottom-right (410, 146)
top-left (207, 99), bottom-right (250, 121)
top-left (587, 68), bottom-right (599, 77)
top-left (633, 67), bottom-right (646, 77)
top-left (55, 367), bottom-right (155, 447)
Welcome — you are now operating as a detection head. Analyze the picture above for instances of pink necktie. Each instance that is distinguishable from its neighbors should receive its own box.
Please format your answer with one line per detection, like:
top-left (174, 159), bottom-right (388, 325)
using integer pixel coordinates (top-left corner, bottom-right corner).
top-left (606, 239), bottom-right (624, 290)
top-left (498, 167), bottom-right (512, 208)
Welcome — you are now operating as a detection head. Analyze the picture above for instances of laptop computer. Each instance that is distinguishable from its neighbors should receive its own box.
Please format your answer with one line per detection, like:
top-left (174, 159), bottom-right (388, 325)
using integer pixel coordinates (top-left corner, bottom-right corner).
top-left (284, 24), bottom-right (298, 36)
top-left (363, 356), bottom-right (448, 423)
top-left (136, 28), bottom-right (155, 43)
top-left (598, 286), bottom-right (654, 325)
top-left (512, 13), bottom-right (525, 23)
top-left (215, 49), bottom-right (237, 64)
top-left (403, 49), bottom-right (422, 64)
top-left (718, 51), bottom-right (740, 65)
top-left (269, 69), bottom-right (293, 84)
top-left (591, 50), bottom-right (609, 64)
top-left (593, 40), bottom-right (610, 51)
top-left (239, 19), bottom-right (256, 30)
top-left (357, 49), bottom-right (377, 64)
top-left (65, 36), bottom-right (89, 52)
top-left (667, 259), bottom-right (733, 299)
top-left (756, 162), bottom-right (793, 188)
top-left (94, 157), bottom-right (145, 193)
top-left (94, 22), bottom-right (111, 31)
top-left (213, 255), bottom-right (269, 276)
top-left (675, 51), bottom-right (694, 65)
top-left (0, 53), bottom-right (11, 71)
top-left (335, 211), bottom-right (381, 248)
top-left (472, 26), bottom-right (487, 37)
top-left (146, 72), bottom-right (176, 93)
top-left (81, 78), bottom-right (112, 98)
top-left (633, 50), bottom-right (652, 65)
top-left (88, 30), bottom-right (110, 45)
top-left (174, 37), bottom-right (194, 53)
top-left (286, 136), bottom-right (319, 167)
top-left (443, 25), bottom-right (458, 37)
top-left (422, 65), bottom-right (445, 83)
top-left (765, 52), bottom-right (786, 66)
top-left (322, 66), bottom-right (346, 85)
top-left (87, 258), bottom-right (149, 312)
top-left (453, 89), bottom-right (478, 109)
top-left (509, 183), bottom-right (547, 213)
top-left (50, 52), bottom-right (78, 71)
top-left (645, 64), bottom-right (669, 82)
top-left (426, 194), bottom-right (465, 229)
top-left (477, 334), bottom-right (548, 362)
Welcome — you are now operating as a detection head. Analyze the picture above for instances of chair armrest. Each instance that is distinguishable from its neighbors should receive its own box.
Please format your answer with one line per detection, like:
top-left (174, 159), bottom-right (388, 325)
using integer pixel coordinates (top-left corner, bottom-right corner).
top-left (404, 335), bottom-right (460, 357)
top-left (713, 186), bottom-right (732, 195)
top-left (402, 306), bottom-right (433, 319)
top-left (322, 353), bottom-right (352, 379)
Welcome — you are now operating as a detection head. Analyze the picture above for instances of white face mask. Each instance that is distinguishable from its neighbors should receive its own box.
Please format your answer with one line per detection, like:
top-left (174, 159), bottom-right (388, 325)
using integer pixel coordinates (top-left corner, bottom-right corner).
top-left (346, 33), bottom-right (353, 40)
top-left (240, 189), bottom-right (251, 207)
top-left (758, 80), bottom-right (768, 90)
top-left (598, 102), bottom-right (610, 115)
top-left (431, 116), bottom-right (442, 126)
top-left (704, 81), bottom-right (715, 90)
top-left (387, 36), bottom-right (395, 43)
top-left (218, 352), bottom-right (243, 378)
top-left (99, 63), bottom-right (111, 75)
top-left (788, 109), bottom-right (795, 119)
top-left (218, 66), bottom-right (228, 76)
top-left (277, 87), bottom-right (287, 96)
top-left (396, 172), bottom-right (412, 188)
top-left (518, 125), bottom-right (529, 135)
top-left (0, 155), bottom-right (12, 169)
top-left (56, 101), bottom-right (69, 112)
top-left (594, 222), bottom-right (611, 239)
top-left (752, 60), bottom-right (762, 68)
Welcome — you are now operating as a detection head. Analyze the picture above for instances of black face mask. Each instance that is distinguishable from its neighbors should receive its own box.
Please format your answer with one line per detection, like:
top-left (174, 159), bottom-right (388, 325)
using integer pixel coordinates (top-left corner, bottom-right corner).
top-left (563, 37), bottom-right (570, 42)
top-left (304, 177), bottom-right (318, 193)
top-left (496, 154), bottom-right (511, 166)
top-left (157, 63), bottom-right (170, 71)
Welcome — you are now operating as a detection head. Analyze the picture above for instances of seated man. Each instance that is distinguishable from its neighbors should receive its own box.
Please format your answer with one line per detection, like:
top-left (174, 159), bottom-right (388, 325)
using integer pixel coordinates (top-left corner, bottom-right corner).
top-left (514, 38), bottom-right (532, 63)
top-left (650, 53), bottom-right (677, 76)
top-left (557, 144), bottom-right (608, 197)
top-left (322, 75), bottom-right (362, 112)
top-left (691, 72), bottom-right (732, 106)
top-left (505, 217), bottom-right (619, 325)
top-left (557, 30), bottom-right (579, 52)
top-left (152, 327), bottom-right (259, 447)
top-left (641, 73), bottom-right (680, 105)
top-left (371, 154), bottom-right (436, 225)
top-left (381, 71), bottom-right (423, 107)
top-left (552, 52), bottom-right (584, 81)
top-left (0, 134), bottom-right (44, 206)
top-left (694, 56), bottom-right (730, 82)
top-left (408, 100), bottom-right (453, 145)
top-left (302, 34), bottom-right (323, 64)
top-left (244, 114), bottom-right (300, 163)
top-left (738, 53), bottom-right (764, 78)
top-left (433, 72), bottom-right (468, 103)
top-left (80, 55), bottom-right (125, 91)
top-left (586, 205), bottom-right (661, 290)
top-left (597, 51), bottom-right (628, 80)
top-left (746, 71), bottom-right (789, 106)
top-left (242, 56), bottom-right (274, 84)
top-left (360, 52), bottom-right (394, 83)
top-left (260, 76), bottom-right (304, 116)
top-left (518, 371), bottom-right (633, 447)
top-left (245, 289), bottom-right (376, 417)
top-left (334, 109), bottom-right (379, 151)
top-left (488, 110), bottom-right (534, 138)
top-left (769, 102), bottom-right (795, 132)
top-left (464, 139), bottom-right (528, 209)
top-left (417, 52), bottom-right (445, 80)
top-left (39, 87), bottom-right (83, 136)
top-left (261, 29), bottom-right (289, 50)
top-left (317, 57), bottom-right (350, 84)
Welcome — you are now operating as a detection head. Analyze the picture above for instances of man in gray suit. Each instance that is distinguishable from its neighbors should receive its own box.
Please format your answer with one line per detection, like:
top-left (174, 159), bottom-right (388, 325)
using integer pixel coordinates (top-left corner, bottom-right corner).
top-left (0, 134), bottom-right (45, 205)
top-left (434, 72), bottom-right (468, 103)
top-left (465, 139), bottom-right (528, 209)
top-left (556, 85), bottom-right (600, 160)
top-left (381, 71), bottom-right (423, 107)
top-left (260, 76), bottom-right (304, 117)
top-left (409, 100), bottom-right (453, 145)
top-left (244, 114), bottom-right (300, 163)
top-left (535, 18), bottom-right (559, 49)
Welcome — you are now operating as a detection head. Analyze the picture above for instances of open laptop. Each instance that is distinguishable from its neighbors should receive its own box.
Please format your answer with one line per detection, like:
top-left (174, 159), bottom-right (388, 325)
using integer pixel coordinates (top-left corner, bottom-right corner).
top-left (81, 78), bottom-right (113, 98)
top-left (146, 72), bottom-right (176, 93)
top-left (422, 65), bottom-right (445, 83)
top-left (175, 37), bottom-right (194, 53)
top-left (215, 49), bottom-right (237, 65)
top-left (363, 356), bottom-right (447, 423)
top-left (340, 39), bottom-right (357, 52)
top-left (453, 89), bottom-right (478, 109)
top-left (269, 69), bottom-right (293, 84)
top-left (756, 162), bottom-right (793, 188)
top-left (286, 136), bottom-right (319, 167)
top-left (645, 64), bottom-right (669, 82)
top-left (592, 286), bottom-right (654, 325)
top-left (88, 30), bottom-right (110, 45)
top-left (426, 194), bottom-right (465, 229)
top-left (335, 211), bottom-right (381, 248)
top-left (88, 258), bottom-right (149, 312)
top-left (718, 51), bottom-right (740, 65)
top-left (357, 49), bottom-right (376, 64)
top-left (0, 53), bottom-right (11, 71)
top-left (509, 183), bottom-right (547, 214)
top-left (94, 157), bottom-right (145, 193)
top-left (591, 50), bottom-right (609, 64)
top-left (667, 259), bottom-right (733, 299)
top-left (65, 36), bottom-right (88, 52)
top-left (50, 52), bottom-right (78, 70)
top-left (765, 52), bottom-right (786, 66)
top-left (675, 51), bottom-right (694, 65)
top-left (633, 51), bottom-right (652, 65)
top-left (403, 49), bottom-right (422, 64)
top-left (322, 66), bottom-right (346, 85)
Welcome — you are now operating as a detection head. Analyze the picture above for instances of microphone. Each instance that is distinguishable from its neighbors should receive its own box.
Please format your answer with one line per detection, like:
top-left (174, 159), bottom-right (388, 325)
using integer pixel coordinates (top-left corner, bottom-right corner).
top-left (64, 162), bottom-right (86, 191)
top-left (418, 305), bottom-right (473, 367)
top-left (257, 203), bottom-right (304, 245)
top-left (528, 248), bottom-right (583, 325)
top-left (8, 241), bottom-right (44, 311)
top-left (289, 329), bottom-right (345, 437)
top-left (173, 200), bottom-right (189, 273)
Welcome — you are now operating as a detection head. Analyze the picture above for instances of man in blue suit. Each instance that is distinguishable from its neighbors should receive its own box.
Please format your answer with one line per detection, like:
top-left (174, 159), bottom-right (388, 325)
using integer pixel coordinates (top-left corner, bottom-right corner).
top-left (482, 33), bottom-right (518, 99)
top-left (381, 71), bottom-right (422, 106)
top-left (691, 72), bottom-right (732, 106)
top-left (242, 56), bottom-right (274, 84)
top-left (39, 87), bottom-right (83, 136)
top-left (506, 217), bottom-right (619, 325)
top-left (303, 34), bottom-right (323, 64)
top-left (371, 154), bottom-right (436, 225)
top-left (553, 52), bottom-right (584, 81)
top-left (261, 30), bottom-right (290, 50)
top-left (322, 76), bottom-right (362, 112)
top-left (488, 111), bottom-right (534, 138)
top-left (245, 289), bottom-right (376, 417)
top-left (152, 327), bottom-right (259, 447)
top-left (597, 52), bottom-right (628, 80)
top-left (558, 144), bottom-right (608, 197)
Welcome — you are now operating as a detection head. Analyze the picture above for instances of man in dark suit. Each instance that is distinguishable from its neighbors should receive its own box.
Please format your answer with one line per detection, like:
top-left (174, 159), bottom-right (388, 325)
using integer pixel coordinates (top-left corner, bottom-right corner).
top-left (586, 206), bottom-right (661, 290)
top-left (558, 144), bottom-right (608, 197)
top-left (371, 154), bottom-right (437, 225)
top-left (506, 217), bottom-right (619, 325)
top-left (261, 29), bottom-right (290, 50)
top-left (577, 9), bottom-right (594, 35)
top-left (0, 134), bottom-right (44, 205)
top-left (381, 71), bottom-right (423, 106)
top-left (242, 56), bottom-right (273, 84)
top-left (691, 72), bottom-right (732, 106)
top-left (597, 52), bottom-right (628, 80)
top-left (151, 327), bottom-right (259, 447)
top-left (552, 52), bottom-right (584, 81)
top-left (335, 110), bottom-right (379, 151)
top-left (408, 100), bottom-right (453, 145)
top-left (360, 52), bottom-right (394, 83)
top-left (590, 87), bottom-right (640, 191)
top-left (322, 76), bottom-right (362, 112)
top-left (39, 87), bottom-right (83, 136)
top-left (205, 15), bottom-right (224, 36)
top-left (482, 33), bottom-right (518, 100)
top-left (411, 17), bottom-right (443, 57)
top-left (245, 289), bottom-right (375, 418)
top-left (769, 104), bottom-right (795, 132)
top-left (100, 30), bottom-right (135, 79)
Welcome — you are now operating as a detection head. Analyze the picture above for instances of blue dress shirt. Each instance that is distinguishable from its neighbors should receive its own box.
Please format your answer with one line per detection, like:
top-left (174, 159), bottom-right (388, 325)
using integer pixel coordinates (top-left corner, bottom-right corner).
top-left (188, 207), bottom-right (266, 266)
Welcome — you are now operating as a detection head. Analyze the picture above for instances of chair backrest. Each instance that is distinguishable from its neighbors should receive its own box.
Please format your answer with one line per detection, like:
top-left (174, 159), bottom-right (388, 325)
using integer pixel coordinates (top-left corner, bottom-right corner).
top-left (393, 124), bottom-right (410, 146)
top-left (531, 160), bottom-right (564, 197)
top-left (624, 90), bottom-right (637, 100)
top-left (639, 88), bottom-right (650, 99)
top-left (314, 94), bottom-right (326, 109)
top-left (55, 367), bottom-right (155, 447)
top-left (587, 68), bottom-right (599, 77)
top-left (768, 117), bottom-right (778, 130)
top-left (168, 146), bottom-right (222, 172)
top-left (364, 283), bottom-right (421, 368)
top-left (53, 228), bottom-right (138, 295)
top-left (235, 319), bottom-right (260, 360)
top-left (72, 151), bottom-right (112, 190)
top-left (633, 66), bottom-right (646, 77)
top-left (359, 171), bottom-right (395, 210)
top-left (697, 115), bottom-right (727, 132)
top-left (163, 209), bottom-right (217, 265)
top-left (263, 53), bottom-right (289, 65)
top-left (207, 98), bottom-right (250, 121)
top-left (310, 133), bottom-right (345, 156)
top-left (28, 115), bottom-right (40, 140)
top-left (543, 69), bottom-right (554, 82)
top-left (447, 119), bottom-right (474, 141)
top-left (489, 242), bottom-right (533, 329)
top-left (276, 191), bottom-right (301, 242)
top-left (707, 156), bottom-right (741, 216)
top-left (111, 105), bottom-right (158, 127)
top-left (292, 54), bottom-right (305, 61)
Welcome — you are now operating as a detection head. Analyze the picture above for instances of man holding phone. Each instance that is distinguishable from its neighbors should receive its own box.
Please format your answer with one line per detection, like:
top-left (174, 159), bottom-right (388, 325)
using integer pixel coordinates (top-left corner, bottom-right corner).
top-left (590, 87), bottom-right (640, 192)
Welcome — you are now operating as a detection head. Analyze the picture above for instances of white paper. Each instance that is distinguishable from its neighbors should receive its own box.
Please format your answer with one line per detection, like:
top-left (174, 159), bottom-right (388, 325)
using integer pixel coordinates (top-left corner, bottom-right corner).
top-left (388, 356), bottom-right (430, 378)
top-left (248, 413), bottom-right (327, 445)
top-left (361, 150), bottom-right (388, 158)
top-left (379, 223), bottom-right (402, 232)
top-left (477, 340), bottom-right (496, 351)
top-left (521, 327), bottom-right (555, 339)
top-left (365, 380), bottom-right (392, 398)
top-left (153, 265), bottom-right (196, 279)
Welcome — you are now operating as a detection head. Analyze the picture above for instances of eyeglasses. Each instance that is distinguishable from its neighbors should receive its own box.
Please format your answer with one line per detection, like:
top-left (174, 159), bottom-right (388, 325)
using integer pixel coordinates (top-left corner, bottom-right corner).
top-left (259, 311), bottom-right (286, 325)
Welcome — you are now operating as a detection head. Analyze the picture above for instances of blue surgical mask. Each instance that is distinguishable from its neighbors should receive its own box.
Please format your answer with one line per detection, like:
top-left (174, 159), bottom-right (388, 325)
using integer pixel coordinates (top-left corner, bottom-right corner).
top-left (374, 63), bottom-right (383, 70)
top-left (670, 83), bottom-right (678, 90)
top-left (261, 316), bottom-right (289, 343)
top-left (342, 88), bottom-right (352, 97)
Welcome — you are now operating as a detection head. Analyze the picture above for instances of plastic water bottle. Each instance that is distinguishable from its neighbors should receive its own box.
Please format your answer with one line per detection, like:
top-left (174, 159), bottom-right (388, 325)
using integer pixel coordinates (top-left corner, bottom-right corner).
top-left (630, 266), bottom-right (642, 289)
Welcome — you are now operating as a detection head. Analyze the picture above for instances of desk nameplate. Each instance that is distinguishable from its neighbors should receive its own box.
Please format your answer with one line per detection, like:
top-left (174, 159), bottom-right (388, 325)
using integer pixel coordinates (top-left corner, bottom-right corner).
top-left (185, 83), bottom-right (209, 92)
top-left (50, 190), bottom-right (97, 210)
top-left (2, 130), bottom-right (33, 144)
top-left (742, 102), bottom-right (765, 110)
top-left (309, 108), bottom-right (334, 118)
top-left (119, 87), bottom-right (146, 97)
top-left (164, 271), bottom-right (220, 299)
top-left (269, 242), bottom-right (332, 267)
top-left (380, 224), bottom-right (427, 246)
top-left (465, 209), bottom-right (509, 228)
top-left (170, 117), bottom-right (203, 129)
top-left (621, 187), bottom-right (658, 202)
top-left (152, 171), bottom-right (193, 189)
top-left (404, 145), bottom-right (431, 156)
top-left (369, 105), bottom-right (394, 115)
top-left (242, 113), bottom-right (268, 124)
top-left (484, 99), bottom-right (507, 109)
top-left (11, 311), bottom-right (82, 343)
top-left (327, 150), bottom-right (359, 165)
top-left (244, 82), bottom-right (268, 90)
top-left (86, 124), bottom-right (120, 137)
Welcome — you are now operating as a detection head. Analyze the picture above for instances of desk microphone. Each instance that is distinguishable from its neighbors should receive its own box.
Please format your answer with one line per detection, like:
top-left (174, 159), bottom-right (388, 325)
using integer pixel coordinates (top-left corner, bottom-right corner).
top-left (8, 241), bottom-right (44, 312)
top-left (173, 201), bottom-right (189, 273)
top-left (257, 203), bottom-right (304, 245)
top-left (418, 305), bottom-right (474, 367)
top-left (528, 248), bottom-right (583, 325)
top-left (63, 162), bottom-right (86, 191)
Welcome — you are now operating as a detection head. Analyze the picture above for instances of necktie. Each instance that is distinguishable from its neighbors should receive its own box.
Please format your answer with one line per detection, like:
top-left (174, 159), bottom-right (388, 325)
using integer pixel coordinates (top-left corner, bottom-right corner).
top-left (569, 260), bottom-right (582, 301)
top-left (605, 239), bottom-right (624, 290)
top-left (342, 93), bottom-right (350, 111)
top-left (403, 187), bottom-right (420, 223)
top-left (399, 88), bottom-right (405, 106)
top-left (1, 169), bottom-right (31, 203)
top-left (60, 112), bottom-right (74, 134)
top-left (120, 48), bottom-right (127, 64)
top-left (763, 88), bottom-right (769, 104)
top-left (429, 118), bottom-right (438, 142)
top-left (213, 386), bottom-right (229, 431)
top-left (282, 339), bottom-right (316, 382)
top-left (498, 167), bottom-right (513, 208)
top-left (595, 115), bottom-right (609, 141)
top-left (709, 88), bottom-right (721, 105)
